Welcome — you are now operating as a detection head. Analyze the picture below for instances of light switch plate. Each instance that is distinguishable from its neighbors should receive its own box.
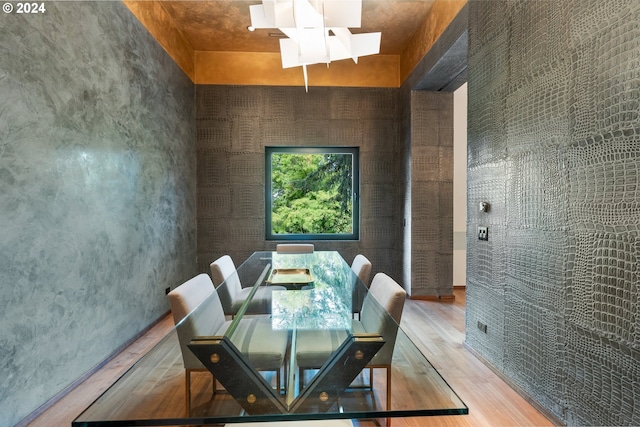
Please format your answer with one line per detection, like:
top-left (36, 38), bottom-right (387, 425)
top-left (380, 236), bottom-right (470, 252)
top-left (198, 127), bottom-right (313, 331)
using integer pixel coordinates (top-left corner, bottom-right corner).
top-left (478, 226), bottom-right (488, 241)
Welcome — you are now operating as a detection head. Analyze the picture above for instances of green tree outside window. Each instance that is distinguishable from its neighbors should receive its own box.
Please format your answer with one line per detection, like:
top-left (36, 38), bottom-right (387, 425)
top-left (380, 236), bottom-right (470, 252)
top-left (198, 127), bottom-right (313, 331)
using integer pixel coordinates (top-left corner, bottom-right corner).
top-left (266, 147), bottom-right (359, 240)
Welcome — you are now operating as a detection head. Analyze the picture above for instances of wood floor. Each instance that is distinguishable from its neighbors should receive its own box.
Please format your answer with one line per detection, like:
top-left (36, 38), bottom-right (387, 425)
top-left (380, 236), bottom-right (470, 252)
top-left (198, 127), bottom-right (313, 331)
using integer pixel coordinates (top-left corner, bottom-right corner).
top-left (27, 289), bottom-right (557, 427)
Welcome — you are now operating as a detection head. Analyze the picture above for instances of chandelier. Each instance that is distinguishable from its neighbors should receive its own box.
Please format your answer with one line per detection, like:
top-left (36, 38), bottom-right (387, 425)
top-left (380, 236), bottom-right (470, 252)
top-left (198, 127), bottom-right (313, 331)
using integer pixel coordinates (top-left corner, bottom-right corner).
top-left (249, 0), bottom-right (381, 90)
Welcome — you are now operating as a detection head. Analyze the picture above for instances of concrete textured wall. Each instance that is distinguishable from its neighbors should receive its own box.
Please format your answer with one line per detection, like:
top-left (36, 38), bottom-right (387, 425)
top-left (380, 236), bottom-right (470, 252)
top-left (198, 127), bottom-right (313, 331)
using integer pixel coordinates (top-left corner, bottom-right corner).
top-left (195, 85), bottom-right (404, 285)
top-left (465, 0), bottom-right (640, 425)
top-left (0, 3), bottom-right (196, 426)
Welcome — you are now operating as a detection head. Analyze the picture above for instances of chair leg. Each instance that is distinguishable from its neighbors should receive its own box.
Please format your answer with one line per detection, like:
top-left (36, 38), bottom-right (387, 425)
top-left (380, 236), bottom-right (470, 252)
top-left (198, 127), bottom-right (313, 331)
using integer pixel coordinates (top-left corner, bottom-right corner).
top-left (284, 361), bottom-right (288, 392)
top-left (386, 366), bottom-right (392, 427)
top-left (367, 366), bottom-right (391, 426)
top-left (186, 369), bottom-right (218, 417)
top-left (386, 366), bottom-right (391, 410)
top-left (299, 367), bottom-right (304, 388)
top-left (185, 370), bottom-right (191, 417)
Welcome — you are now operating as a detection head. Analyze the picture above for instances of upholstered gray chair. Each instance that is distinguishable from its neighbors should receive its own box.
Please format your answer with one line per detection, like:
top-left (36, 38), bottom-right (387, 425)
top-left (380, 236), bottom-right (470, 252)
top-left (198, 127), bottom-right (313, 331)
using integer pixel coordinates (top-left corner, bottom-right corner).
top-left (351, 254), bottom-right (372, 288)
top-left (351, 254), bottom-right (372, 319)
top-left (276, 243), bottom-right (315, 253)
top-left (168, 273), bottom-right (288, 415)
top-left (295, 272), bottom-right (406, 412)
top-left (210, 255), bottom-right (286, 316)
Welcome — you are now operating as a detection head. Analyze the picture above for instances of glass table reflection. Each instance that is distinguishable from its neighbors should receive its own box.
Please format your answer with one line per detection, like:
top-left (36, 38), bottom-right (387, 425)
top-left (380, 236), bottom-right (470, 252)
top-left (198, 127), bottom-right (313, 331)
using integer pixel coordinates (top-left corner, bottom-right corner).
top-left (271, 289), bottom-right (351, 330)
top-left (73, 251), bottom-right (467, 426)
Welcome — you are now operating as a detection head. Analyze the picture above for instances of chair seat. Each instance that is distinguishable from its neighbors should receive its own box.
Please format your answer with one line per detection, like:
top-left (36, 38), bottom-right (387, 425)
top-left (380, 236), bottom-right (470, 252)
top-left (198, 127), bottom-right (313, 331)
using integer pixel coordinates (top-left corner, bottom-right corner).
top-left (295, 321), bottom-right (367, 368)
top-left (218, 316), bottom-right (288, 369)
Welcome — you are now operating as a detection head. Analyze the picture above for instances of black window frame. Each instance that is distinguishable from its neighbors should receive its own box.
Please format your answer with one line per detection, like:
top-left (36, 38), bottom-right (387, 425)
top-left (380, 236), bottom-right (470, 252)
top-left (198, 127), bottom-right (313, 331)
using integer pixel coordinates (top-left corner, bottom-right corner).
top-left (265, 146), bottom-right (360, 241)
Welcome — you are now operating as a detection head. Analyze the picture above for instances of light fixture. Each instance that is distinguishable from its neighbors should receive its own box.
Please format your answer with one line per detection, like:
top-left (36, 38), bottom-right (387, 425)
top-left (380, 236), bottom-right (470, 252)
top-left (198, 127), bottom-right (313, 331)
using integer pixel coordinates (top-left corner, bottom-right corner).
top-left (249, 0), bottom-right (381, 91)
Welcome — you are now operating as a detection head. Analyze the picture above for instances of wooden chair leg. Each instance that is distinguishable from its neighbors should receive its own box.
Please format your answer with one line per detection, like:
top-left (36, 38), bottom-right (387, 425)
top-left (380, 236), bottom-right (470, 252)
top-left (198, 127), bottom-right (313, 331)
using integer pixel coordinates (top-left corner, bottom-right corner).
top-left (186, 369), bottom-right (218, 417)
top-left (367, 365), bottom-right (391, 426)
top-left (284, 362), bottom-right (288, 392)
top-left (185, 370), bottom-right (191, 417)
top-left (386, 366), bottom-right (391, 410)
top-left (386, 366), bottom-right (391, 426)
top-left (370, 366), bottom-right (374, 388)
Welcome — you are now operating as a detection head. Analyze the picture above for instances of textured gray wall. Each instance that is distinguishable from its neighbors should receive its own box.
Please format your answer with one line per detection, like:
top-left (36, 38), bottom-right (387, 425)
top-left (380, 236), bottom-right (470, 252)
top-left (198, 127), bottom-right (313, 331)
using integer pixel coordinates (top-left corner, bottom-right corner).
top-left (398, 6), bottom-right (465, 296)
top-left (410, 91), bottom-right (454, 297)
top-left (0, 3), bottom-right (196, 426)
top-left (195, 86), bottom-right (404, 284)
top-left (465, 0), bottom-right (639, 425)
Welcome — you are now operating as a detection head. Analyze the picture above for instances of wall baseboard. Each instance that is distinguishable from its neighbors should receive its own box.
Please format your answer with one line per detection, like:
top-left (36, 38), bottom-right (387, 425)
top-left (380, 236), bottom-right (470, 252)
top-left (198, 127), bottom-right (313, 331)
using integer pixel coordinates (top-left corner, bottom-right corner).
top-left (410, 294), bottom-right (456, 301)
top-left (16, 311), bottom-right (171, 427)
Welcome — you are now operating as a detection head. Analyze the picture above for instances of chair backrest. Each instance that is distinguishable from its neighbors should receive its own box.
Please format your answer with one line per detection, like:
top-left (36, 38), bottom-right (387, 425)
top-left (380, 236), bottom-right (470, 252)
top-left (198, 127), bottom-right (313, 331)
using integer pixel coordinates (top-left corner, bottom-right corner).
top-left (210, 255), bottom-right (242, 312)
top-left (360, 273), bottom-right (406, 365)
top-left (168, 274), bottom-right (226, 369)
top-left (276, 243), bottom-right (315, 254)
top-left (351, 254), bottom-right (372, 288)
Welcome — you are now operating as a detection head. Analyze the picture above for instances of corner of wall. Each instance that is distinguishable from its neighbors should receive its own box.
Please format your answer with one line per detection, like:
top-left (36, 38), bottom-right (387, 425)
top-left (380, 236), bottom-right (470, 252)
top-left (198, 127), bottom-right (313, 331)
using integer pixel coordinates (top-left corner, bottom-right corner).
top-left (123, 0), bottom-right (196, 82)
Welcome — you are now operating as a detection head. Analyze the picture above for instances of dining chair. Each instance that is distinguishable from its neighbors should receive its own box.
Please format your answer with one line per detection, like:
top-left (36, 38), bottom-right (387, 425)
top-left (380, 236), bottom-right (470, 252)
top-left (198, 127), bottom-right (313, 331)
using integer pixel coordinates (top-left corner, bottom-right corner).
top-left (168, 274), bottom-right (288, 415)
top-left (351, 254), bottom-right (372, 288)
top-left (276, 243), bottom-right (315, 253)
top-left (210, 255), bottom-right (286, 316)
top-left (351, 254), bottom-right (372, 319)
top-left (295, 272), bottom-right (406, 413)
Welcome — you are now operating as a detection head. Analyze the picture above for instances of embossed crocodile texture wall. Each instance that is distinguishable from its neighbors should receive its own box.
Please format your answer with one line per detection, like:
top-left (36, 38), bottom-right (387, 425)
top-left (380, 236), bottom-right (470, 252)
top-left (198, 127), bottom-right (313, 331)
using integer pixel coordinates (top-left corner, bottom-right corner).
top-left (466, 1), bottom-right (639, 424)
top-left (195, 86), bottom-right (404, 283)
top-left (410, 91), bottom-right (455, 297)
top-left (0, 3), bottom-right (196, 425)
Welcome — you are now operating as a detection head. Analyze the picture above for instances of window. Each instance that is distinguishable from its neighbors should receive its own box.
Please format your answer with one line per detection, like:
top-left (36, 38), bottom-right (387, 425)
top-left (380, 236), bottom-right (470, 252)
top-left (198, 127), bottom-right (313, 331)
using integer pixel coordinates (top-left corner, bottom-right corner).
top-left (265, 146), bottom-right (360, 240)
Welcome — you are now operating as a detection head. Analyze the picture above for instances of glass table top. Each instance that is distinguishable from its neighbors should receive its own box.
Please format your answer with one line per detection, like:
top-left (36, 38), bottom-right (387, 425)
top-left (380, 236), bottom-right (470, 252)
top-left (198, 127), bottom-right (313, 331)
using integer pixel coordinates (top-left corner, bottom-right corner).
top-left (73, 251), bottom-right (467, 426)
top-left (271, 289), bottom-right (353, 330)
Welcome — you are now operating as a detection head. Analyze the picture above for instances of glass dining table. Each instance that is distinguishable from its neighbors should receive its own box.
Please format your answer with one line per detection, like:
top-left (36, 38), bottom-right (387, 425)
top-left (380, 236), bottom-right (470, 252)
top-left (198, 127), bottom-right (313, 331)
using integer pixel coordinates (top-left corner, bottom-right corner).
top-left (73, 251), bottom-right (467, 426)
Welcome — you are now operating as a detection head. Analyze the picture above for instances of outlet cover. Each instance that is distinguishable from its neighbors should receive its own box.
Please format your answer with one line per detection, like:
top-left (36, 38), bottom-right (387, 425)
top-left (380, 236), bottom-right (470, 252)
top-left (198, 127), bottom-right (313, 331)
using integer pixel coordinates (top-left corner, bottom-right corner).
top-left (477, 321), bottom-right (487, 333)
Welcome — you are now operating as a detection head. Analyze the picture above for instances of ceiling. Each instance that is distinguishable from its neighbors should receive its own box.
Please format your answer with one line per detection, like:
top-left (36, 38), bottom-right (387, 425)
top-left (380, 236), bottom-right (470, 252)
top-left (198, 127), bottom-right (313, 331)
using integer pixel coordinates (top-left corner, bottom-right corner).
top-left (157, 0), bottom-right (437, 55)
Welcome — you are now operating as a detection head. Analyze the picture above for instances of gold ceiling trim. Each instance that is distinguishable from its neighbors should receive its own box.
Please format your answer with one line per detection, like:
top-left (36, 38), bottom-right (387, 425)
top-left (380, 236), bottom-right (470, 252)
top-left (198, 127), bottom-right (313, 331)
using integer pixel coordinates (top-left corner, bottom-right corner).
top-left (195, 51), bottom-right (399, 87)
top-left (122, 0), bottom-right (196, 81)
top-left (123, 0), bottom-right (467, 88)
top-left (401, 0), bottom-right (467, 82)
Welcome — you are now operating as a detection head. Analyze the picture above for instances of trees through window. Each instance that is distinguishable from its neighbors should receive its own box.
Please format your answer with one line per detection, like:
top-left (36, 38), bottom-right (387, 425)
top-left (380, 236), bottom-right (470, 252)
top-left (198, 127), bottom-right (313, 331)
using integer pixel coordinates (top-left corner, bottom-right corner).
top-left (265, 147), bottom-right (359, 240)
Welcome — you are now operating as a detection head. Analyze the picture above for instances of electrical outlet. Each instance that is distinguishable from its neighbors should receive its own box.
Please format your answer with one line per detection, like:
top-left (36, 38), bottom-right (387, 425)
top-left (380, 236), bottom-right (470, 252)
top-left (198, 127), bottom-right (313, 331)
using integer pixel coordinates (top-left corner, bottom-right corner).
top-left (478, 226), bottom-right (488, 241)
top-left (165, 287), bottom-right (171, 295)
top-left (477, 321), bottom-right (488, 333)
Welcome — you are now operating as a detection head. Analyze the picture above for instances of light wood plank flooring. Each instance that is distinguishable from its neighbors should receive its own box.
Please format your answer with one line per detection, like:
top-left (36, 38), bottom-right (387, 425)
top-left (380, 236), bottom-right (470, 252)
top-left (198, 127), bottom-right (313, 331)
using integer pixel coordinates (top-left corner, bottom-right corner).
top-left (27, 289), bottom-right (557, 427)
